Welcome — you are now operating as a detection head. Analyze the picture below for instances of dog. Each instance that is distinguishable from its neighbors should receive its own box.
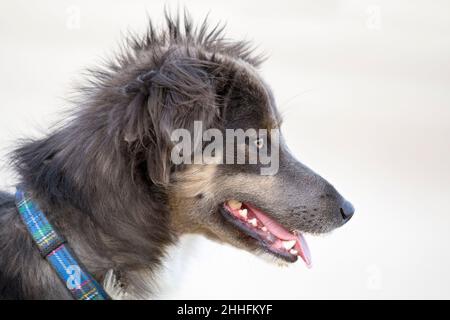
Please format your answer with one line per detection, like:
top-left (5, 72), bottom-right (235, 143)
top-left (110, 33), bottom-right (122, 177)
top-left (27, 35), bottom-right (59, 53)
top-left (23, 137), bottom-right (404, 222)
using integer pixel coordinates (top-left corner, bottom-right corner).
top-left (0, 13), bottom-right (354, 299)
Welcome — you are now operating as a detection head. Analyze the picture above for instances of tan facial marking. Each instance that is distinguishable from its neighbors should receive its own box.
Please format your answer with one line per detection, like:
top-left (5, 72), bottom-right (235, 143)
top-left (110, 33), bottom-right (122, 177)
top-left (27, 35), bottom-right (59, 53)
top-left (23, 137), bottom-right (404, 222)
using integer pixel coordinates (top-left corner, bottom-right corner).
top-left (168, 164), bottom-right (218, 234)
top-left (168, 163), bottom-right (277, 242)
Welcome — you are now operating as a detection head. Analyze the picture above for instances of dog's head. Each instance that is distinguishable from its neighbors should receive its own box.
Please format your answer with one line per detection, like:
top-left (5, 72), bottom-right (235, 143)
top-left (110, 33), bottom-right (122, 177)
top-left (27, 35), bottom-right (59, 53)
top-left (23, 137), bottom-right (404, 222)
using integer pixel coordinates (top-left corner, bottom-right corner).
top-left (119, 15), bottom-right (354, 266)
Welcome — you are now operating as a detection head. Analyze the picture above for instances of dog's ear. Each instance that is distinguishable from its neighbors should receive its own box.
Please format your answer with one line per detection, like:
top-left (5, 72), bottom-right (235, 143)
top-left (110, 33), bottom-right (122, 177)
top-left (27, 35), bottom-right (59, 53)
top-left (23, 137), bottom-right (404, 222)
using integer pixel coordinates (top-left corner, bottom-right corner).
top-left (122, 57), bottom-right (220, 186)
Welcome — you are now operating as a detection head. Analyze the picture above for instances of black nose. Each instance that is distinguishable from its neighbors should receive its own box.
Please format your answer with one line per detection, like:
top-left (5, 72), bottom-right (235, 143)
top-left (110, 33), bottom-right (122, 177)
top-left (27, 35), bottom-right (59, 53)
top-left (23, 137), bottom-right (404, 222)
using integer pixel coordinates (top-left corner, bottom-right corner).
top-left (340, 200), bottom-right (355, 221)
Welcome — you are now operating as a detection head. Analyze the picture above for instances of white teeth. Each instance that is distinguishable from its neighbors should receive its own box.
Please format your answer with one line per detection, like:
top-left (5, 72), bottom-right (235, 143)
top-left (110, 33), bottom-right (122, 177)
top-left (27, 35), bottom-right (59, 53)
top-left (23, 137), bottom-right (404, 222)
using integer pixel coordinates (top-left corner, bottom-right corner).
top-left (228, 200), bottom-right (242, 210)
top-left (238, 209), bottom-right (248, 219)
top-left (289, 249), bottom-right (298, 255)
top-left (261, 226), bottom-right (268, 232)
top-left (248, 218), bottom-right (258, 227)
top-left (282, 240), bottom-right (297, 250)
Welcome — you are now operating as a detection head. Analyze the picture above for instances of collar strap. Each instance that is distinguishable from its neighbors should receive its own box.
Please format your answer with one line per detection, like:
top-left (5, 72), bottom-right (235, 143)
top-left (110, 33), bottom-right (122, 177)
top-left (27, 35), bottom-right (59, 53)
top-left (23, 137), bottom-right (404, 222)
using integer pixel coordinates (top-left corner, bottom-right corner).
top-left (15, 188), bottom-right (110, 300)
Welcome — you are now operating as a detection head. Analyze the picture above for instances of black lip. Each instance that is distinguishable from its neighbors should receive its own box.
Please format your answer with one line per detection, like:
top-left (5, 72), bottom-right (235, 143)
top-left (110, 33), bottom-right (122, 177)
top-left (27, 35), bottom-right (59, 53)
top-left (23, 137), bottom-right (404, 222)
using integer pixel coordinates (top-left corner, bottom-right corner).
top-left (219, 205), bottom-right (298, 263)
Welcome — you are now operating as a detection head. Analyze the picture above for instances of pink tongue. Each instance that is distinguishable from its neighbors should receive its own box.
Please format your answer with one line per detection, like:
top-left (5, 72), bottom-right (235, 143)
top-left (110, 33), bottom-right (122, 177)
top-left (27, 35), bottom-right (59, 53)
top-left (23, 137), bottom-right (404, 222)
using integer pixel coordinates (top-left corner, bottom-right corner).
top-left (246, 204), bottom-right (297, 240)
top-left (296, 233), bottom-right (312, 268)
top-left (246, 204), bottom-right (312, 267)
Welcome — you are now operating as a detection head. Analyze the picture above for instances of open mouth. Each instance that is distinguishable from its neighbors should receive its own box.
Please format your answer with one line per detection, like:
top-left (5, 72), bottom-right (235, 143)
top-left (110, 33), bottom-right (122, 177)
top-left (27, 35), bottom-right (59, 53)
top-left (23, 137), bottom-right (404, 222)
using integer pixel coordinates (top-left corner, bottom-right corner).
top-left (220, 200), bottom-right (312, 267)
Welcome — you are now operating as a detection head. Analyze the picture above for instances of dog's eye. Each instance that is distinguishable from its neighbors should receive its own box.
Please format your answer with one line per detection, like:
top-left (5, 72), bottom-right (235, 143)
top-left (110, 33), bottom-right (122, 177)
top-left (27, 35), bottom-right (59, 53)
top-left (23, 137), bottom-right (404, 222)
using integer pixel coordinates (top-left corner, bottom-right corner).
top-left (255, 138), bottom-right (264, 149)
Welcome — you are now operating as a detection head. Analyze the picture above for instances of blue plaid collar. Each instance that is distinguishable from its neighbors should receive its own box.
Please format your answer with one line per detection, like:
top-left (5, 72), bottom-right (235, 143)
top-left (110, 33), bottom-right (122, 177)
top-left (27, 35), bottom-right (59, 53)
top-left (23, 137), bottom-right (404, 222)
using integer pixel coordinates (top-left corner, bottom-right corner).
top-left (15, 188), bottom-right (110, 300)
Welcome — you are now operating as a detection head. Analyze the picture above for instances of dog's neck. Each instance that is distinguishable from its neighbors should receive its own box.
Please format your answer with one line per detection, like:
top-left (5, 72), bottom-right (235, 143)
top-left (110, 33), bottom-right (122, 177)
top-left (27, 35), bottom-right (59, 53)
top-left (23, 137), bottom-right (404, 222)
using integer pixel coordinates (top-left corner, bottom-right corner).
top-left (12, 121), bottom-right (176, 298)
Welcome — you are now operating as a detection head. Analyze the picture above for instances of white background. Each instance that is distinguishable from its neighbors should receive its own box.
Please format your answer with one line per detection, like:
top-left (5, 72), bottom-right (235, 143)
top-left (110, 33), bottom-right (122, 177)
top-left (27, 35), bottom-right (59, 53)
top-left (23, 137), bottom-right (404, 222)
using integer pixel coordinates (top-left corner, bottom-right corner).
top-left (1, 0), bottom-right (449, 299)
